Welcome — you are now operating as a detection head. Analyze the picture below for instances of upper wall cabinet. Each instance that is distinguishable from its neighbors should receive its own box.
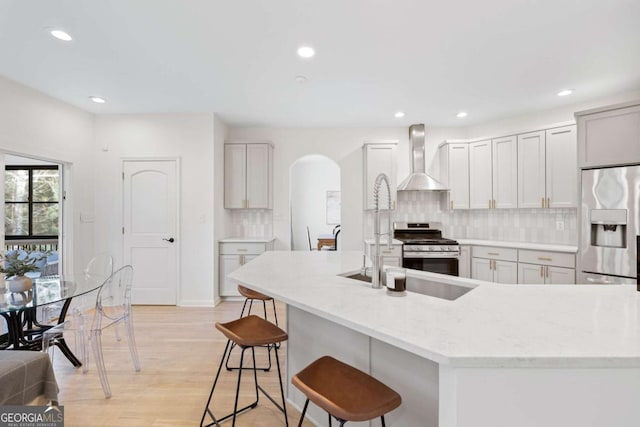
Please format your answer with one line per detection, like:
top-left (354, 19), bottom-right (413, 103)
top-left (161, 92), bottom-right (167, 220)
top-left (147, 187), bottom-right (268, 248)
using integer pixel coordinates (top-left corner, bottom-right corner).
top-left (224, 142), bottom-right (273, 209)
top-left (576, 102), bottom-right (640, 168)
top-left (439, 143), bottom-right (469, 209)
top-left (363, 142), bottom-right (397, 210)
top-left (491, 136), bottom-right (518, 209)
top-left (518, 126), bottom-right (577, 208)
top-left (545, 126), bottom-right (577, 208)
top-left (469, 140), bottom-right (493, 209)
top-left (469, 137), bottom-right (517, 209)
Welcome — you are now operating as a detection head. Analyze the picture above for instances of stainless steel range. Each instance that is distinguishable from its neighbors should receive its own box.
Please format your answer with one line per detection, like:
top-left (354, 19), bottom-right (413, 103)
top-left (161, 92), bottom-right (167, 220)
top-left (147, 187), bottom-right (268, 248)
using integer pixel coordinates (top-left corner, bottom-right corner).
top-left (393, 222), bottom-right (459, 276)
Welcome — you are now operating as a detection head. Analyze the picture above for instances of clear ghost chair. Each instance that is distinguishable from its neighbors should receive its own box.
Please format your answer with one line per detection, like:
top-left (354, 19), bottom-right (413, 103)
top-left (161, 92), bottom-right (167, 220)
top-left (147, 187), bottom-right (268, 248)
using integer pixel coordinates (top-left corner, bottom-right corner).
top-left (43, 265), bottom-right (141, 398)
top-left (42, 253), bottom-right (113, 372)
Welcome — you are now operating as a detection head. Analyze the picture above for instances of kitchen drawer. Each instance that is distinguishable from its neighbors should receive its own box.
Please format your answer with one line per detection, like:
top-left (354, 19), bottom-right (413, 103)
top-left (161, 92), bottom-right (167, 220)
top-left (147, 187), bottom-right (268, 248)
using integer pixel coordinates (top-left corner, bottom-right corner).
top-left (219, 242), bottom-right (267, 255)
top-left (472, 246), bottom-right (518, 262)
top-left (518, 249), bottom-right (575, 268)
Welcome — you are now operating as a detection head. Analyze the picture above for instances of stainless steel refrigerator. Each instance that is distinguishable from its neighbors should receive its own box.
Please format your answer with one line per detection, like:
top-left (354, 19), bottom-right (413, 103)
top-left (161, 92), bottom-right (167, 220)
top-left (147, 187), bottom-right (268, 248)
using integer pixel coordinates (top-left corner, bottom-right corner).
top-left (581, 165), bottom-right (640, 284)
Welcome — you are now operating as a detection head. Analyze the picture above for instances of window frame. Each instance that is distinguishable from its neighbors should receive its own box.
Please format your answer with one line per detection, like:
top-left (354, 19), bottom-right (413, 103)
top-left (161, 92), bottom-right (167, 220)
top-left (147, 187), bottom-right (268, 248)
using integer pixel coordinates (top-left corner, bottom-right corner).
top-left (5, 165), bottom-right (60, 240)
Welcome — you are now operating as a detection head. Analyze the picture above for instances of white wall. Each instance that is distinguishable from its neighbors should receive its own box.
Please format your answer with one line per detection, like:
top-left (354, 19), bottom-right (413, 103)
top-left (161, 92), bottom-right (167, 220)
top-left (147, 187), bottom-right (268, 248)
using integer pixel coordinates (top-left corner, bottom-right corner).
top-left (213, 114), bottom-right (229, 304)
top-left (290, 155), bottom-right (340, 251)
top-left (0, 76), bottom-right (95, 278)
top-left (463, 89), bottom-right (640, 139)
top-left (94, 113), bottom-right (216, 306)
top-left (227, 126), bottom-right (464, 250)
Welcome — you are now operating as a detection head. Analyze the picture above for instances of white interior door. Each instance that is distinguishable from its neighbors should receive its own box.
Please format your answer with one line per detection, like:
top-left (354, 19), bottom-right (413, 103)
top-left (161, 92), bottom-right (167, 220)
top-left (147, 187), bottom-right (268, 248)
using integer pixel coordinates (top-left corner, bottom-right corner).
top-left (123, 160), bottom-right (178, 305)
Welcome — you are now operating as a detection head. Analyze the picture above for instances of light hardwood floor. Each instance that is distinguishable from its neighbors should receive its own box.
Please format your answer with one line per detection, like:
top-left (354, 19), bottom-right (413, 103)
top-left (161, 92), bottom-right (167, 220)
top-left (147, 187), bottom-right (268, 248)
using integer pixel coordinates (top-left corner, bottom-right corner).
top-left (50, 301), bottom-right (313, 426)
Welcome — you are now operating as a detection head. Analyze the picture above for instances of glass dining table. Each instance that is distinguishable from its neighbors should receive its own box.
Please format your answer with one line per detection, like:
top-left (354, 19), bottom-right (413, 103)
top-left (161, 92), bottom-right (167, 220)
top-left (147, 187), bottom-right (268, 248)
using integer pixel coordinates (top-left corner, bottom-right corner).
top-left (0, 275), bottom-right (102, 367)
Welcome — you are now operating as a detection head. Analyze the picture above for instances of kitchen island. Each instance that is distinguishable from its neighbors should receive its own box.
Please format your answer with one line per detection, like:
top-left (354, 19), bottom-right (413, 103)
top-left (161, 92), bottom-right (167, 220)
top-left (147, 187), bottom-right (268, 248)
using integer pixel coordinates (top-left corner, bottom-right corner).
top-left (229, 251), bottom-right (640, 427)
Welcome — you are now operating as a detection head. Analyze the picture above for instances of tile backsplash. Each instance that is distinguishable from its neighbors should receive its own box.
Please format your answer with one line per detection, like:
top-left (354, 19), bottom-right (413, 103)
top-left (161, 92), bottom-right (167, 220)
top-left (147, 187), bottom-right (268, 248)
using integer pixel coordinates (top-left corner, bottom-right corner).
top-left (228, 209), bottom-right (273, 238)
top-left (365, 191), bottom-right (577, 245)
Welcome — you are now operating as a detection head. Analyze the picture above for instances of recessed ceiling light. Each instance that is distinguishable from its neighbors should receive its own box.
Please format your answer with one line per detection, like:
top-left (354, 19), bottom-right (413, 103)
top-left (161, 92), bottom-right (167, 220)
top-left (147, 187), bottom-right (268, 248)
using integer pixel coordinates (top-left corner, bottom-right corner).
top-left (456, 111), bottom-right (468, 118)
top-left (297, 46), bottom-right (315, 58)
top-left (557, 89), bottom-right (573, 97)
top-left (50, 29), bottom-right (72, 41)
top-left (394, 111), bottom-right (405, 118)
top-left (295, 75), bottom-right (308, 84)
top-left (89, 96), bottom-right (106, 104)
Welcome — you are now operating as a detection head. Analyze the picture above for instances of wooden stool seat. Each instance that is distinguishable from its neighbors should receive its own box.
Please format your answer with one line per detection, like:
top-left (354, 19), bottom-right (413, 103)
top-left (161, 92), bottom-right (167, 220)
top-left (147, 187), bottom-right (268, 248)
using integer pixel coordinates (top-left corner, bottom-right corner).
top-left (292, 356), bottom-right (401, 423)
top-left (216, 315), bottom-right (288, 347)
top-left (238, 285), bottom-right (273, 301)
top-left (201, 315), bottom-right (289, 427)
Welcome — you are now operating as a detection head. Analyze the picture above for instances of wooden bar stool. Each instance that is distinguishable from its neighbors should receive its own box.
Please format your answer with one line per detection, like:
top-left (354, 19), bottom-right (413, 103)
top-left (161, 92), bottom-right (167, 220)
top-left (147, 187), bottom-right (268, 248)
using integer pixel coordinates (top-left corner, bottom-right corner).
top-left (292, 356), bottom-right (401, 426)
top-left (200, 315), bottom-right (289, 427)
top-left (225, 285), bottom-right (280, 371)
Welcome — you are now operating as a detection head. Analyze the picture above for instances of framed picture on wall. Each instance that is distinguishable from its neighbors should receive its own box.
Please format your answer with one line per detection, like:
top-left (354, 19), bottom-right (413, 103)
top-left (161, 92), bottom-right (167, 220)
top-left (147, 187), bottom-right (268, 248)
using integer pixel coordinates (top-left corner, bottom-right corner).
top-left (326, 191), bottom-right (341, 225)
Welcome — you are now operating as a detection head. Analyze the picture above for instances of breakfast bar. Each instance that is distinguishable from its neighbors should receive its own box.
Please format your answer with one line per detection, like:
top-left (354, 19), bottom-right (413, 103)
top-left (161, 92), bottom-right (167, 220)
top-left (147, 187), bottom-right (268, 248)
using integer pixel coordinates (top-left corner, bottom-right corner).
top-left (230, 250), bottom-right (640, 427)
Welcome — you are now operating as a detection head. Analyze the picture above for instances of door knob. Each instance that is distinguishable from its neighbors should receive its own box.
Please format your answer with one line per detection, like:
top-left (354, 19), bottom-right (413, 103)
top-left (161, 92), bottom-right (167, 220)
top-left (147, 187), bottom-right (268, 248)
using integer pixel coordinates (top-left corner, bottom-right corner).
top-left (163, 237), bottom-right (175, 243)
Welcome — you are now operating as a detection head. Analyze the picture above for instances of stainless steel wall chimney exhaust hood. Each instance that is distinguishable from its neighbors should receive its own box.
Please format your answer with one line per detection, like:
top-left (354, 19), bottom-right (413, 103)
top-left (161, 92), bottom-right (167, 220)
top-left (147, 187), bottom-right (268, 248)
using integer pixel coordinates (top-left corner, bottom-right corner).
top-left (397, 124), bottom-right (448, 191)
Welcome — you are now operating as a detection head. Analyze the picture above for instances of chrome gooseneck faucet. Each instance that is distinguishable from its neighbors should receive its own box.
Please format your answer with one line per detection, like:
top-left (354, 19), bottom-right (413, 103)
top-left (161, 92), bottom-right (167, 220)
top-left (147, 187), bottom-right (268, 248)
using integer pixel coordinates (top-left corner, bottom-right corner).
top-left (372, 173), bottom-right (394, 289)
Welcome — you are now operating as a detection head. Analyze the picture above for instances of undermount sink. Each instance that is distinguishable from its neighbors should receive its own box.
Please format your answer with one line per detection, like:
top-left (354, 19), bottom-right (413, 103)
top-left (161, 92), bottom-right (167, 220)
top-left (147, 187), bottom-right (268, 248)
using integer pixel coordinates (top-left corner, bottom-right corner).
top-left (343, 273), bottom-right (372, 283)
top-left (340, 271), bottom-right (474, 301)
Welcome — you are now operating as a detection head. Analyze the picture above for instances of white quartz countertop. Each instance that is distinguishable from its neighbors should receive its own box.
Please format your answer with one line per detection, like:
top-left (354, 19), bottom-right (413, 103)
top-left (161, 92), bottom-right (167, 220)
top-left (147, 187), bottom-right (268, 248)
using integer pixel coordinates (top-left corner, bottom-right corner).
top-left (230, 251), bottom-right (640, 368)
top-left (219, 237), bottom-right (275, 243)
top-left (455, 239), bottom-right (578, 253)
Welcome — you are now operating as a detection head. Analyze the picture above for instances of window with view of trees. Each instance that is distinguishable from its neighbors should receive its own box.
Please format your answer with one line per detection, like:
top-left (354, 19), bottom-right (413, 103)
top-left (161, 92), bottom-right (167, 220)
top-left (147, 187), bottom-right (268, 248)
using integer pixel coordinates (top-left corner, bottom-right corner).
top-left (5, 166), bottom-right (60, 239)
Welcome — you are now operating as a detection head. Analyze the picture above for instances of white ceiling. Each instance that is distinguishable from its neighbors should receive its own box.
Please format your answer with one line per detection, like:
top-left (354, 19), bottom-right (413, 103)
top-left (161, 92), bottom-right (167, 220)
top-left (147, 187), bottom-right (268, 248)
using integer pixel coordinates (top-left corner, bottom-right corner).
top-left (0, 0), bottom-right (638, 127)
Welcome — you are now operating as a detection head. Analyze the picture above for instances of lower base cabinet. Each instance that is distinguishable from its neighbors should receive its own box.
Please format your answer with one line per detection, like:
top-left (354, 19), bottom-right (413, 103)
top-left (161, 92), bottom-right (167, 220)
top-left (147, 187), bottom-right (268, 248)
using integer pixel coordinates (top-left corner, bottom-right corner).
top-left (471, 246), bottom-right (518, 284)
top-left (517, 249), bottom-right (576, 284)
top-left (219, 241), bottom-right (273, 297)
top-left (472, 257), bottom-right (518, 283)
top-left (518, 263), bottom-right (575, 284)
top-left (458, 246), bottom-right (471, 278)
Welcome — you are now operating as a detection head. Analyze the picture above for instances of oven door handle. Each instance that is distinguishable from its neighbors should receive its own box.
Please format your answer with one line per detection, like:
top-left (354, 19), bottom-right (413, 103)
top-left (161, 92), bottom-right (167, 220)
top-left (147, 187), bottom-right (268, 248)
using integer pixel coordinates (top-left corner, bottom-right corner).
top-left (403, 252), bottom-right (460, 259)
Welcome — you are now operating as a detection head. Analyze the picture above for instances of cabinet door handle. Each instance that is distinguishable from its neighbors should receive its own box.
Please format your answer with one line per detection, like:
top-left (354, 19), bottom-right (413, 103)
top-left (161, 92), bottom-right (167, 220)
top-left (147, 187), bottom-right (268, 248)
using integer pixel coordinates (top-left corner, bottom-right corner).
top-left (450, 200), bottom-right (453, 209)
top-left (488, 200), bottom-right (491, 209)
top-left (493, 199), bottom-right (496, 209)
top-left (488, 252), bottom-right (500, 256)
top-left (546, 197), bottom-right (550, 208)
top-left (550, 129), bottom-right (571, 135)
top-left (237, 249), bottom-right (248, 252)
top-left (545, 266), bottom-right (549, 278)
top-left (537, 257), bottom-right (552, 261)
top-left (541, 197), bottom-right (545, 208)
top-left (540, 265), bottom-right (544, 277)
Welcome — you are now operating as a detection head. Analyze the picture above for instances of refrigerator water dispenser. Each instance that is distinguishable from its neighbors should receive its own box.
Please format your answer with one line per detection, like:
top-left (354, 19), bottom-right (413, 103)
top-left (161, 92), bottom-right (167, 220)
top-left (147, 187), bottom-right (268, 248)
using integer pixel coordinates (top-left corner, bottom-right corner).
top-left (590, 209), bottom-right (627, 248)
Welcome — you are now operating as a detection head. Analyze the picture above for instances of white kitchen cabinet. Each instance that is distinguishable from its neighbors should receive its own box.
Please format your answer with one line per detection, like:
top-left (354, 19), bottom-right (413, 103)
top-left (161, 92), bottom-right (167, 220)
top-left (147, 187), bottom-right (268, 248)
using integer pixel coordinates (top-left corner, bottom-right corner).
top-left (469, 140), bottom-right (493, 209)
top-left (363, 143), bottom-right (397, 210)
top-left (458, 245), bottom-right (471, 278)
top-left (472, 246), bottom-right (518, 283)
top-left (469, 137), bottom-right (517, 210)
top-left (471, 257), bottom-right (493, 282)
top-left (494, 260), bottom-right (518, 284)
top-left (518, 131), bottom-right (546, 208)
top-left (546, 126), bottom-right (577, 208)
top-left (576, 102), bottom-right (640, 168)
top-left (439, 143), bottom-right (470, 209)
top-left (219, 240), bottom-right (273, 297)
top-left (518, 249), bottom-right (575, 284)
top-left (492, 136), bottom-right (518, 208)
top-left (224, 142), bottom-right (273, 209)
top-left (518, 127), bottom-right (577, 209)
top-left (546, 266), bottom-right (575, 284)
top-left (518, 263), bottom-right (546, 284)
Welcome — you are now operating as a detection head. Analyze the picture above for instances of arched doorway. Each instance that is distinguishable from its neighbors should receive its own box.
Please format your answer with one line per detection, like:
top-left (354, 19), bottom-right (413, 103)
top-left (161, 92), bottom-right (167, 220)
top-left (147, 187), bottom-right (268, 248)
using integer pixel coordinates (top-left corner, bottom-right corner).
top-left (289, 155), bottom-right (341, 251)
